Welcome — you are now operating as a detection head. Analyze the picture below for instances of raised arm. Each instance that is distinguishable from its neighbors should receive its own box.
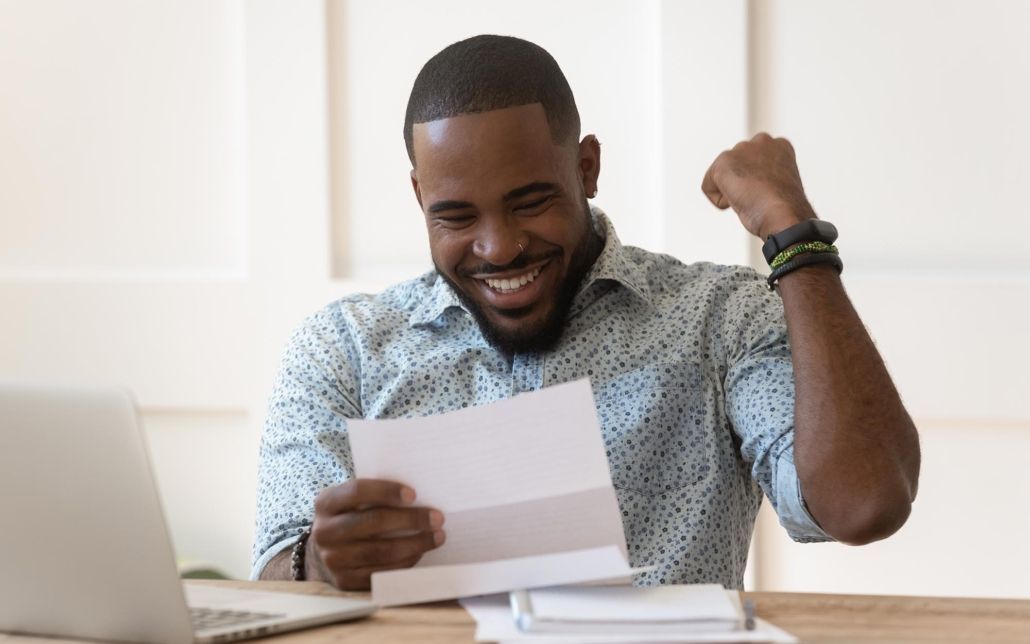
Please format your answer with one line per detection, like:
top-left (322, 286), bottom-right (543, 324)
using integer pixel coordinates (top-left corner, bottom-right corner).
top-left (702, 133), bottom-right (920, 544)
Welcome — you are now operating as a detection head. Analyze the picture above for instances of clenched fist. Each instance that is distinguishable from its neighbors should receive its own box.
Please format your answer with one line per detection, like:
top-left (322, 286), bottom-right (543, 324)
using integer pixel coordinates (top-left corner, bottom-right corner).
top-left (701, 133), bottom-right (817, 240)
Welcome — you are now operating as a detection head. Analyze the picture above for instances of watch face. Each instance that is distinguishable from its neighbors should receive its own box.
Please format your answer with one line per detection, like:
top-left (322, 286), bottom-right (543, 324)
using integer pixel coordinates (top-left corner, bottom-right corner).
top-left (762, 219), bottom-right (838, 264)
top-left (811, 219), bottom-right (838, 240)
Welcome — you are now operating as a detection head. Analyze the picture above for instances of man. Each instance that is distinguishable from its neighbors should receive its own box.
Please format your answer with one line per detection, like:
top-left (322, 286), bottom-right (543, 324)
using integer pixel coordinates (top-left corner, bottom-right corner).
top-left (253, 35), bottom-right (920, 590)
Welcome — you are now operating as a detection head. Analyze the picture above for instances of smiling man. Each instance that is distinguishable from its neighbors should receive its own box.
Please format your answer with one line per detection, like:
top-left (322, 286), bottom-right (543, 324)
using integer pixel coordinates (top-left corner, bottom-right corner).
top-left (413, 101), bottom-right (603, 354)
top-left (253, 35), bottom-right (920, 591)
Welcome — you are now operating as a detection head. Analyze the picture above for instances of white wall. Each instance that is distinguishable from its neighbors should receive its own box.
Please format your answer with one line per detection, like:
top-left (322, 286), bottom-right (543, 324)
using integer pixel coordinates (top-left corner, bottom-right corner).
top-left (749, 0), bottom-right (1030, 598)
top-left (0, 0), bottom-right (247, 280)
top-left (1, 0), bottom-right (1027, 593)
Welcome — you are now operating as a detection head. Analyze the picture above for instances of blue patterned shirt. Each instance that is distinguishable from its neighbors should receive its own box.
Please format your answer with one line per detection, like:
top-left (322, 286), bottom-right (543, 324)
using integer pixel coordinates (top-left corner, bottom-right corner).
top-left (252, 209), bottom-right (832, 587)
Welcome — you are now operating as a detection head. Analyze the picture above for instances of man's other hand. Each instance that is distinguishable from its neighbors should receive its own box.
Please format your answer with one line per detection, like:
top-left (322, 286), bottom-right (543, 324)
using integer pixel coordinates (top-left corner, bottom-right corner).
top-left (701, 132), bottom-right (817, 240)
top-left (310, 479), bottom-right (445, 590)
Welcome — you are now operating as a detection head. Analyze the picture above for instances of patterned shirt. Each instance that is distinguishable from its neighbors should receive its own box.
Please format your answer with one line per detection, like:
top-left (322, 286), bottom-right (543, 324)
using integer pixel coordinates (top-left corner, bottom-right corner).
top-left (251, 208), bottom-right (832, 587)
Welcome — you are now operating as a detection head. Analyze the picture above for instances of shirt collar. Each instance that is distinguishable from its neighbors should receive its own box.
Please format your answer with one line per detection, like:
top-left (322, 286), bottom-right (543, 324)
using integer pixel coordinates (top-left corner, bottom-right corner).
top-left (577, 206), bottom-right (652, 306)
top-left (408, 272), bottom-right (467, 327)
top-left (408, 206), bottom-right (651, 328)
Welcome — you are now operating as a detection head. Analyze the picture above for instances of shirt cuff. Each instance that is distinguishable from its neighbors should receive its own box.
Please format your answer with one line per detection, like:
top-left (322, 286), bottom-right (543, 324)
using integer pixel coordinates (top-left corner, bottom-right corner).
top-left (774, 449), bottom-right (834, 543)
top-left (250, 535), bottom-right (302, 581)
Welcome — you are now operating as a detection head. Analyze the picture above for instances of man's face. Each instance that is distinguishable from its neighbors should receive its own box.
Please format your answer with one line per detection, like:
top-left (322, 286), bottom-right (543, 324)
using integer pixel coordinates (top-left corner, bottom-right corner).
top-left (411, 103), bottom-right (601, 355)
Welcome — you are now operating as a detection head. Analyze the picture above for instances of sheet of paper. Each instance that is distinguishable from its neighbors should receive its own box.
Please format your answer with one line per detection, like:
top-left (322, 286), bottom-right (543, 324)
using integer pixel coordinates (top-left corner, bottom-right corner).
top-left (348, 379), bottom-right (630, 606)
top-left (461, 593), bottom-right (798, 643)
top-left (373, 546), bottom-right (631, 608)
top-left (349, 379), bottom-right (617, 512)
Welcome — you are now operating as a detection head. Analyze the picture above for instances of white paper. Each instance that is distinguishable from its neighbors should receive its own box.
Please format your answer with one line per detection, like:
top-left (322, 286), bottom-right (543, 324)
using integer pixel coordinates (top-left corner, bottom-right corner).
top-left (529, 584), bottom-right (739, 623)
top-left (348, 380), bottom-right (631, 606)
top-left (461, 593), bottom-right (798, 643)
top-left (372, 546), bottom-right (631, 608)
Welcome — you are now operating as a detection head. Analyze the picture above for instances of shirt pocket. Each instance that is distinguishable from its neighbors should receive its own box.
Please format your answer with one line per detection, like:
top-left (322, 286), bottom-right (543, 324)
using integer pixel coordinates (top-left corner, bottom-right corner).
top-left (594, 362), bottom-right (712, 495)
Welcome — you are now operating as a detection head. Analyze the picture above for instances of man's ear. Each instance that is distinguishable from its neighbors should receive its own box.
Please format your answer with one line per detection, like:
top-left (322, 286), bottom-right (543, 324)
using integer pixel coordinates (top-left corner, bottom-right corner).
top-left (410, 169), bottom-right (424, 210)
top-left (578, 135), bottom-right (601, 198)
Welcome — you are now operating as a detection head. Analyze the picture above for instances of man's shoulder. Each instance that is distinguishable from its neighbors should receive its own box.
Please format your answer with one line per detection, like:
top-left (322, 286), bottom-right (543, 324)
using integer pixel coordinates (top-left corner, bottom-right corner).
top-left (622, 245), bottom-right (767, 295)
top-left (336, 270), bottom-right (438, 314)
top-left (293, 270), bottom-right (438, 341)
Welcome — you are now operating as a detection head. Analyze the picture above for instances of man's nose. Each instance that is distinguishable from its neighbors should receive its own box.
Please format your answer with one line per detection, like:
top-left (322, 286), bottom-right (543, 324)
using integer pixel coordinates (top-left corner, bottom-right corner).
top-left (472, 216), bottom-right (525, 267)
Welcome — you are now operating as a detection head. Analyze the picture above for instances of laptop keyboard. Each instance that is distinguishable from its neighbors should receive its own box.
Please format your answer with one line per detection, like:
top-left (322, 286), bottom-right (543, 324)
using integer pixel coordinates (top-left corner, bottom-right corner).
top-left (190, 606), bottom-right (286, 631)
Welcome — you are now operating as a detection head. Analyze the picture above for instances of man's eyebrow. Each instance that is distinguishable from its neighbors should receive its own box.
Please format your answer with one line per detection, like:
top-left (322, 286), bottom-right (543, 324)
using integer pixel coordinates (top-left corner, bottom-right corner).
top-left (503, 181), bottom-right (560, 202)
top-left (428, 182), bottom-right (560, 213)
top-left (428, 199), bottom-right (475, 214)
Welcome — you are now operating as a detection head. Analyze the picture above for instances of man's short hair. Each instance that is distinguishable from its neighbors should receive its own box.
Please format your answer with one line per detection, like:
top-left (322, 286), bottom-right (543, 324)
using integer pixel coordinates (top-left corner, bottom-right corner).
top-left (403, 34), bottom-right (581, 166)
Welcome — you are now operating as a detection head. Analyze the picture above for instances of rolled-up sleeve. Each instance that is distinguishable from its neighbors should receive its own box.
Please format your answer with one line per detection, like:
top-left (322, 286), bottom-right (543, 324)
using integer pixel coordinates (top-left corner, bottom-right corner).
top-left (721, 278), bottom-right (833, 543)
top-left (250, 305), bottom-right (362, 579)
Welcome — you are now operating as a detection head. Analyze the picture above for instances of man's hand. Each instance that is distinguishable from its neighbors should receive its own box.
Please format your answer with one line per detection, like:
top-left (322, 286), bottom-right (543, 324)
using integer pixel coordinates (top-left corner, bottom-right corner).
top-left (701, 132), bottom-right (817, 239)
top-left (309, 479), bottom-right (445, 590)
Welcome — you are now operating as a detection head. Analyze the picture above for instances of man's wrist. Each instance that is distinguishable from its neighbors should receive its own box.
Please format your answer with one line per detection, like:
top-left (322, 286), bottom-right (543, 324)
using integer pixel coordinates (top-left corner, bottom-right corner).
top-left (756, 201), bottom-right (818, 240)
top-left (759, 215), bottom-right (811, 241)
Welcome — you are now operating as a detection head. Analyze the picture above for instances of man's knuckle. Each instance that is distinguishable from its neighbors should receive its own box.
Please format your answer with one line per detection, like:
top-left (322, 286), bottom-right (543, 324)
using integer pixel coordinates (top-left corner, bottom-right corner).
top-left (311, 521), bottom-right (331, 544)
top-left (321, 549), bottom-right (342, 571)
top-left (349, 478), bottom-right (368, 497)
top-left (313, 490), bottom-right (331, 514)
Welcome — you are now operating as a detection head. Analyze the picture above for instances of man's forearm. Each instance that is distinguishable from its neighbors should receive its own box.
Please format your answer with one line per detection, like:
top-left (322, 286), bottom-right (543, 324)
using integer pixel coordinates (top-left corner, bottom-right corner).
top-left (778, 263), bottom-right (920, 545)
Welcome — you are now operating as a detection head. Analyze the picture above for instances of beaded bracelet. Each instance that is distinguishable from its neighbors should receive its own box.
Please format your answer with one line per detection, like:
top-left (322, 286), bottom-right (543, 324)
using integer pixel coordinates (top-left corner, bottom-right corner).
top-left (770, 241), bottom-right (838, 269)
top-left (291, 526), bottom-right (312, 581)
top-left (767, 251), bottom-right (843, 290)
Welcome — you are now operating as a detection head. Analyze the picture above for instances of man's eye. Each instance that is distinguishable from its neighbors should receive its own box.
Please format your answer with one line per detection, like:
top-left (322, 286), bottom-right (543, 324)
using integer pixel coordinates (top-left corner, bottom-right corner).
top-left (439, 214), bottom-right (474, 227)
top-left (514, 196), bottom-right (551, 213)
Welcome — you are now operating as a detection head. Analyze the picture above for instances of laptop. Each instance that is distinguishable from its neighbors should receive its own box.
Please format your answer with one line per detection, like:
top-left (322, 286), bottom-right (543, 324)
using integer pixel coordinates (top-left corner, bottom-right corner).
top-left (0, 382), bottom-right (377, 643)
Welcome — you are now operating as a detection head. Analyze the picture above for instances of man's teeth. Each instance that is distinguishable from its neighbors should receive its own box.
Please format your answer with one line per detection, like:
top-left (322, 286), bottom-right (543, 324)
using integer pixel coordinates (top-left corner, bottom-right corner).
top-left (484, 266), bottom-right (542, 292)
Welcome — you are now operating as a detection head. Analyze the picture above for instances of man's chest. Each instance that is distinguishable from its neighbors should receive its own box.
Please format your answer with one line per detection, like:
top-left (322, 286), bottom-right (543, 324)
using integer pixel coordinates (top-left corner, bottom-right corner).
top-left (355, 306), bottom-right (735, 496)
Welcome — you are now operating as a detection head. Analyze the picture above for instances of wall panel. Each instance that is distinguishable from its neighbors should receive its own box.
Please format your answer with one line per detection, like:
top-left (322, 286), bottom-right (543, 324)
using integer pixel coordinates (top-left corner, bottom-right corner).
top-left (755, 421), bottom-right (1030, 599)
top-left (750, 0), bottom-right (1030, 272)
top-left (0, 0), bottom-right (247, 278)
top-left (749, 0), bottom-right (1030, 597)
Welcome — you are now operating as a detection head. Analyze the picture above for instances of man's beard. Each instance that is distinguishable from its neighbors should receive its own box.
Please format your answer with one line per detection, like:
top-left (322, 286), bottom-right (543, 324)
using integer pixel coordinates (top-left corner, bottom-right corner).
top-left (435, 203), bottom-right (604, 357)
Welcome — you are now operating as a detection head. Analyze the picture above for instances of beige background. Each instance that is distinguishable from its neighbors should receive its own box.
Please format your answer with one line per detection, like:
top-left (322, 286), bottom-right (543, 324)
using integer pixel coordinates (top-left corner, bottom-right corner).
top-left (1, 0), bottom-right (1027, 597)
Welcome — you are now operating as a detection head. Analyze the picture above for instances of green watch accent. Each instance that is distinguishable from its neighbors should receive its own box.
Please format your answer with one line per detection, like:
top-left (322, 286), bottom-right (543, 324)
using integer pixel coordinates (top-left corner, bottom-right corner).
top-left (770, 241), bottom-right (838, 269)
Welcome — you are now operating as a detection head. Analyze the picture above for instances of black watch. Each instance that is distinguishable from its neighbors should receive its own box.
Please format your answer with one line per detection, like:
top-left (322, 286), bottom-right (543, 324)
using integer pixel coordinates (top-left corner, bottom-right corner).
top-left (761, 219), bottom-right (838, 265)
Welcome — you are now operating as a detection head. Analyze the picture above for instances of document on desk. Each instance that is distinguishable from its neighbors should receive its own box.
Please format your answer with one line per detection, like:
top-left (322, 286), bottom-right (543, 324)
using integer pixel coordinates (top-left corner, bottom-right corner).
top-left (461, 591), bottom-right (798, 643)
top-left (348, 379), bottom-right (632, 606)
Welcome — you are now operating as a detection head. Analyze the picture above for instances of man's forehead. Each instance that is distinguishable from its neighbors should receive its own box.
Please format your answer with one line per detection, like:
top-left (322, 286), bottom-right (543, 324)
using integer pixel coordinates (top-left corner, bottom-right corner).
top-left (412, 104), bottom-right (552, 156)
top-left (407, 104), bottom-right (572, 195)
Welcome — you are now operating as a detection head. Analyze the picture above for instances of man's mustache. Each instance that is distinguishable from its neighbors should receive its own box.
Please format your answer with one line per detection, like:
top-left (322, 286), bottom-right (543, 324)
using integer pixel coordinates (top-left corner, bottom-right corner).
top-left (457, 249), bottom-right (560, 277)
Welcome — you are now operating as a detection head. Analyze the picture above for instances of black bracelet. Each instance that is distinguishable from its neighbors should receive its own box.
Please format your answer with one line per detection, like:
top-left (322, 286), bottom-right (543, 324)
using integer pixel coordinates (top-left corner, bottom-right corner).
top-left (291, 526), bottom-right (312, 581)
top-left (767, 251), bottom-right (843, 290)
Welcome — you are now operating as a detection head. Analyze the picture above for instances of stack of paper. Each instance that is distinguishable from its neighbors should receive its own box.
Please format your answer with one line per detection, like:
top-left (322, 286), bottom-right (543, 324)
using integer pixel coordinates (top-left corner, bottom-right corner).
top-left (461, 585), bottom-right (798, 643)
top-left (348, 380), bottom-right (635, 606)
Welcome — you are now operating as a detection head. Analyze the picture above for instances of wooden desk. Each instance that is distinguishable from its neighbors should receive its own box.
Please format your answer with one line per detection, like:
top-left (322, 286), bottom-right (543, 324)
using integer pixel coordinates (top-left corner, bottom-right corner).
top-left (3, 580), bottom-right (1029, 643)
